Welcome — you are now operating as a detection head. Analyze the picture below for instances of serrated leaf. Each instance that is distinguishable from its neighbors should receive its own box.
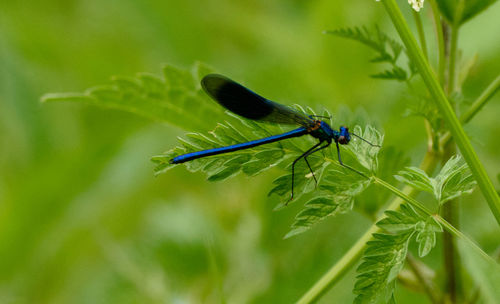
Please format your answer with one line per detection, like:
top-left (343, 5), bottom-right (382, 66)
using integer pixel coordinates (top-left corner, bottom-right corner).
top-left (42, 63), bottom-right (223, 131)
top-left (355, 204), bottom-right (442, 302)
top-left (415, 217), bottom-right (442, 257)
top-left (326, 26), bottom-right (387, 55)
top-left (395, 167), bottom-right (434, 194)
top-left (326, 25), bottom-right (415, 82)
top-left (354, 231), bottom-right (412, 304)
top-left (347, 125), bottom-right (384, 173)
top-left (284, 196), bottom-right (342, 238)
top-left (371, 66), bottom-right (407, 81)
top-left (396, 155), bottom-right (476, 205)
top-left (435, 155), bottom-right (476, 204)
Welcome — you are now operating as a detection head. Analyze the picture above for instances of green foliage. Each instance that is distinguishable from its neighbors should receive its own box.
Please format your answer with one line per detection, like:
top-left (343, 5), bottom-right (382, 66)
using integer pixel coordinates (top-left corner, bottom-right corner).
top-left (371, 67), bottom-right (407, 81)
top-left (497, 173), bottom-right (500, 194)
top-left (395, 155), bottom-right (476, 206)
top-left (404, 96), bottom-right (444, 136)
top-left (42, 58), bottom-right (385, 239)
top-left (356, 147), bottom-right (411, 217)
top-left (325, 26), bottom-right (415, 82)
top-left (42, 62), bottom-right (222, 131)
top-left (459, 238), bottom-right (500, 304)
top-left (283, 167), bottom-right (371, 238)
top-left (436, 0), bottom-right (498, 25)
top-left (354, 204), bottom-right (442, 303)
top-left (4, 0), bottom-right (500, 303)
top-left (155, 108), bottom-right (384, 237)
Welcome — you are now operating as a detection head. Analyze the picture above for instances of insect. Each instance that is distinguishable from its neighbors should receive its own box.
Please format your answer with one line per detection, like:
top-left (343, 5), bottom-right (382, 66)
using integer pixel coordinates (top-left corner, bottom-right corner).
top-left (170, 74), bottom-right (379, 201)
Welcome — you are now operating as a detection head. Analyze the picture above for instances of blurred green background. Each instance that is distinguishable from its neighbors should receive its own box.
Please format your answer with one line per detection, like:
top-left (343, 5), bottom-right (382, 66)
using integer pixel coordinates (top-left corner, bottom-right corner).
top-left (1, 0), bottom-right (499, 303)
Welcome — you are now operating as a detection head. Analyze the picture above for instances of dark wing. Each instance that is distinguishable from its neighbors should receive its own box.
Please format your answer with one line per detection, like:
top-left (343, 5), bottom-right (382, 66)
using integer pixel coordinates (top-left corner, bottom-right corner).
top-left (201, 74), bottom-right (314, 127)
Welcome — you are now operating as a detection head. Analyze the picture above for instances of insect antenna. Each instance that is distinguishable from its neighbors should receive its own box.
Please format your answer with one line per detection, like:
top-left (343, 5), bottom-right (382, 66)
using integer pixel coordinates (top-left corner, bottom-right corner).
top-left (351, 133), bottom-right (381, 147)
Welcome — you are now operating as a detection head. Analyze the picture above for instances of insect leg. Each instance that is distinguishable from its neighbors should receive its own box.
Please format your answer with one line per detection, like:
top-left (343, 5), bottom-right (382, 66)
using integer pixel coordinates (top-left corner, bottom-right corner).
top-left (288, 141), bottom-right (323, 203)
top-left (335, 141), bottom-right (364, 176)
top-left (302, 141), bottom-right (332, 187)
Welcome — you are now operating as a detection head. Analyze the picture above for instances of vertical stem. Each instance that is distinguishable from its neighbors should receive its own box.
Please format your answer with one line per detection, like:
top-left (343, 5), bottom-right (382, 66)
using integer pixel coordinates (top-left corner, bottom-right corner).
top-left (429, 0), bottom-right (446, 85)
top-left (413, 10), bottom-right (428, 61)
top-left (447, 25), bottom-right (459, 96)
top-left (406, 253), bottom-right (440, 304)
top-left (441, 149), bottom-right (462, 303)
top-left (441, 2), bottom-right (467, 298)
top-left (382, 0), bottom-right (500, 227)
top-left (442, 199), bottom-right (460, 303)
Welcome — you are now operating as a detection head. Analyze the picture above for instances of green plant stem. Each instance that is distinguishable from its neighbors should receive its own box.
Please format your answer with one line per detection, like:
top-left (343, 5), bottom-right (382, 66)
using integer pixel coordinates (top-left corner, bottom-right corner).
top-left (372, 177), bottom-right (493, 262)
top-left (296, 217), bottom-right (381, 304)
top-left (460, 73), bottom-right (500, 124)
top-left (373, 177), bottom-right (432, 214)
top-left (382, 0), bottom-right (500, 227)
top-left (298, 7), bottom-right (499, 301)
top-left (432, 215), bottom-right (494, 262)
top-left (442, 147), bottom-right (461, 304)
top-left (439, 73), bottom-right (500, 147)
top-left (296, 152), bottom-right (439, 304)
top-left (447, 25), bottom-right (459, 95)
top-left (429, 0), bottom-right (446, 85)
top-left (406, 253), bottom-right (440, 304)
top-left (442, 200), bottom-right (460, 303)
top-left (296, 189), bottom-right (406, 304)
top-left (412, 10), bottom-right (428, 61)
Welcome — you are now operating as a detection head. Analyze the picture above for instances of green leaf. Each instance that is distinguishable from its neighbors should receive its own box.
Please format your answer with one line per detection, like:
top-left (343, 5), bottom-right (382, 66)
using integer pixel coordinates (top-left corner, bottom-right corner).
top-left (42, 63), bottom-right (222, 131)
top-left (395, 167), bottom-right (434, 194)
top-left (285, 167), bottom-right (371, 238)
top-left (371, 66), bottom-right (407, 81)
top-left (357, 147), bottom-right (410, 217)
top-left (355, 204), bottom-right (442, 302)
top-left (415, 216), bottom-right (443, 257)
top-left (325, 26), bottom-right (415, 82)
top-left (276, 124), bottom-right (383, 237)
top-left (396, 155), bottom-right (476, 205)
top-left (284, 195), bottom-right (348, 238)
top-left (354, 231), bottom-right (412, 304)
top-left (326, 26), bottom-right (388, 57)
top-left (436, 0), bottom-right (498, 25)
top-left (458, 238), bottom-right (500, 304)
top-left (404, 96), bottom-right (443, 135)
top-left (377, 204), bottom-right (420, 232)
top-left (435, 155), bottom-right (476, 204)
top-left (346, 125), bottom-right (384, 174)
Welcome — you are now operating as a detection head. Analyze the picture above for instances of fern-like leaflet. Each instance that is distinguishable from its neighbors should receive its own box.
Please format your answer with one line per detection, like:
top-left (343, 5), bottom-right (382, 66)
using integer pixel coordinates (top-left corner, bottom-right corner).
top-left (325, 26), bottom-right (416, 82)
top-left (354, 204), bottom-right (442, 303)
